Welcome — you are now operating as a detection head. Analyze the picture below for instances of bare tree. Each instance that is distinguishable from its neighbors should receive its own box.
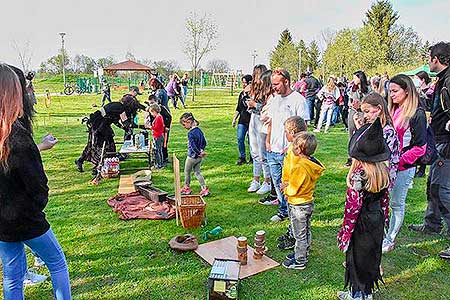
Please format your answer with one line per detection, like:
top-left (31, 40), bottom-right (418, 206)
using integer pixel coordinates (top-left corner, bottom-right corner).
top-left (183, 12), bottom-right (218, 100)
top-left (206, 58), bottom-right (230, 73)
top-left (12, 40), bottom-right (33, 72)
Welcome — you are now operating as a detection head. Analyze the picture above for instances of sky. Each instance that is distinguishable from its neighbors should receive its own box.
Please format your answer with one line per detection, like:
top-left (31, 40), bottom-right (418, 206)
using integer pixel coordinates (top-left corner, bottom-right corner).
top-left (1, 0), bottom-right (449, 74)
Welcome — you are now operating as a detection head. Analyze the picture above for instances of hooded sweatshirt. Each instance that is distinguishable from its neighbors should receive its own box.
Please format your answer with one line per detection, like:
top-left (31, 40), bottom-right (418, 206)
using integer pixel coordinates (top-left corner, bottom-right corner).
top-left (284, 156), bottom-right (325, 205)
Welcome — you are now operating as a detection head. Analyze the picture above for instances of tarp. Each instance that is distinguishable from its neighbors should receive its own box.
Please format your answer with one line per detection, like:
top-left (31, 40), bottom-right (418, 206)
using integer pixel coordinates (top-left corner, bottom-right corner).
top-left (401, 64), bottom-right (437, 77)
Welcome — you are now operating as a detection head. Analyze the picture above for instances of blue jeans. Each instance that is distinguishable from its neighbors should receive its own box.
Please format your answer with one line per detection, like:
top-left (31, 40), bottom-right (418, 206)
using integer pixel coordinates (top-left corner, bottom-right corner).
top-left (0, 229), bottom-right (71, 300)
top-left (182, 86), bottom-right (188, 102)
top-left (236, 124), bottom-right (248, 159)
top-left (386, 167), bottom-right (416, 243)
top-left (267, 151), bottom-right (287, 216)
top-left (306, 96), bottom-right (316, 121)
top-left (331, 104), bottom-right (340, 125)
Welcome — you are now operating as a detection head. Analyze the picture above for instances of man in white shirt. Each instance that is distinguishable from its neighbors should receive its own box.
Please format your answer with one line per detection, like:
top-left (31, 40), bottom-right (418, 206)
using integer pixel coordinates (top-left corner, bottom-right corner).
top-left (266, 68), bottom-right (310, 222)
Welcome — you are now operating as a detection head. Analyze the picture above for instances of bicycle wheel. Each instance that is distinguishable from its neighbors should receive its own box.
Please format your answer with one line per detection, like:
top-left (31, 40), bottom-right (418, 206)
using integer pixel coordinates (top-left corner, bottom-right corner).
top-left (64, 85), bottom-right (74, 95)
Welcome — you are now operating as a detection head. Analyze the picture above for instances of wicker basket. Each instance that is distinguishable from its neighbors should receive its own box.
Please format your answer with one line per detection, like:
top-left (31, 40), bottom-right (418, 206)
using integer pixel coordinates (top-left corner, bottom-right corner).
top-left (179, 195), bottom-right (206, 229)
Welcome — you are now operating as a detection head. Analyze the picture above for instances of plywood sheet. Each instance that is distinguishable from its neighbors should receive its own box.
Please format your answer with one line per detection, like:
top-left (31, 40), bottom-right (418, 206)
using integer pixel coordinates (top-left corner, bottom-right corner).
top-left (118, 175), bottom-right (136, 194)
top-left (195, 236), bottom-right (279, 279)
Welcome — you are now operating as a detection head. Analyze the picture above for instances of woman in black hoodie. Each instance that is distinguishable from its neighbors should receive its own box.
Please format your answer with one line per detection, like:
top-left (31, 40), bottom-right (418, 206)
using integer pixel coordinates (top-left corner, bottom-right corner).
top-left (0, 64), bottom-right (71, 299)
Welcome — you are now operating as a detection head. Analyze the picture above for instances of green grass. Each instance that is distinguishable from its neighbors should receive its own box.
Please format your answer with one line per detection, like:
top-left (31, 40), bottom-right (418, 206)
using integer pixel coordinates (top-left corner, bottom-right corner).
top-left (11, 87), bottom-right (450, 299)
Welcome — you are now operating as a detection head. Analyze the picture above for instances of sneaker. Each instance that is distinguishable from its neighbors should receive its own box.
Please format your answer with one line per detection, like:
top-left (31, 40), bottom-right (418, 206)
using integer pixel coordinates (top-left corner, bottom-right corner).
top-left (415, 171), bottom-right (425, 178)
top-left (256, 181), bottom-right (271, 195)
top-left (199, 188), bottom-right (210, 197)
top-left (439, 247), bottom-right (450, 259)
top-left (74, 159), bottom-right (84, 172)
top-left (285, 253), bottom-right (295, 260)
top-left (337, 291), bottom-right (373, 300)
top-left (277, 231), bottom-right (291, 242)
top-left (23, 270), bottom-right (48, 287)
top-left (282, 258), bottom-right (306, 270)
top-left (270, 213), bottom-right (288, 222)
top-left (180, 186), bottom-right (192, 195)
top-left (247, 180), bottom-right (261, 193)
top-left (247, 157), bottom-right (253, 165)
top-left (236, 157), bottom-right (246, 165)
top-left (258, 194), bottom-right (279, 205)
top-left (34, 256), bottom-right (46, 267)
top-left (408, 224), bottom-right (440, 235)
top-left (382, 239), bottom-right (395, 253)
top-left (278, 237), bottom-right (295, 250)
top-left (313, 128), bottom-right (320, 133)
top-left (344, 158), bottom-right (352, 167)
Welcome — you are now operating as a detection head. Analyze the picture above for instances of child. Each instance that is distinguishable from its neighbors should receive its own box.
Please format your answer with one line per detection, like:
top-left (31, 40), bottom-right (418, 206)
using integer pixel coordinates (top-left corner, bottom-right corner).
top-left (180, 112), bottom-right (209, 196)
top-left (146, 103), bottom-right (165, 169)
top-left (281, 132), bottom-right (325, 269)
top-left (277, 116), bottom-right (307, 250)
top-left (337, 118), bottom-right (391, 300)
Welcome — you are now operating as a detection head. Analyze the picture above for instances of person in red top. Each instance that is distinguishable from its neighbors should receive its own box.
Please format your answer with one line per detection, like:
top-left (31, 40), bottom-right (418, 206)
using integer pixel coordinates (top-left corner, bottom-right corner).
top-left (146, 103), bottom-right (165, 169)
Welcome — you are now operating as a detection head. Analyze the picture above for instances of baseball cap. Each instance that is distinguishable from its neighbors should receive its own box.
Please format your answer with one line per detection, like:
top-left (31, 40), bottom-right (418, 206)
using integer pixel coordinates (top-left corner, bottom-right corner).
top-left (130, 86), bottom-right (142, 95)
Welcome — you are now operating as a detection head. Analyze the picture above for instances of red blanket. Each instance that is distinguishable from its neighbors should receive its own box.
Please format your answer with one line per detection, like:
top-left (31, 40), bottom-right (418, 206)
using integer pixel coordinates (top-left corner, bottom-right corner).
top-left (107, 192), bottom-right (175, 220)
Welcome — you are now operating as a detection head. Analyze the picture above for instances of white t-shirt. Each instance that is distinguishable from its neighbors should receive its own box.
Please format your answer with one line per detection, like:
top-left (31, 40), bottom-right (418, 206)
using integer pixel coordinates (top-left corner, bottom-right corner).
top-left (268, 91), bottom-right (309, 153)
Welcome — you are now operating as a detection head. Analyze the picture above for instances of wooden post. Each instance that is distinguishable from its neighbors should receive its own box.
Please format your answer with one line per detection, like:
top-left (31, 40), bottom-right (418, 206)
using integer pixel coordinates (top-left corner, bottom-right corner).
top-left (173, 154), bottom-right (181, 226)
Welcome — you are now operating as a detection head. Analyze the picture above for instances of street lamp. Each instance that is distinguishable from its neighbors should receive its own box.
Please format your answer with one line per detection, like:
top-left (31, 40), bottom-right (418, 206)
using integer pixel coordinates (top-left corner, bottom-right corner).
top-left (59, 32), bottom-right (66, 87)
top-left (252, 50), bottom-right (258, 68)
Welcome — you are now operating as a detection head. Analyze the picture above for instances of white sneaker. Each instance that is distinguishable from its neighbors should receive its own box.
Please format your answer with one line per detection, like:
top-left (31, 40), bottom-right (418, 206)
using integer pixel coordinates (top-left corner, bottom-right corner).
top-left (313, 129), bottom-right (320, 133)
top-left (337, 291), bottom-right (373, 300)
top-left (24, 269), bottom-right (48, 287)
top-left (256, 181), bottom-right (271, 194)
top-left (34, 256), bottom-right (46, 267)
top-left (247, 180), bottom-right (260, 193)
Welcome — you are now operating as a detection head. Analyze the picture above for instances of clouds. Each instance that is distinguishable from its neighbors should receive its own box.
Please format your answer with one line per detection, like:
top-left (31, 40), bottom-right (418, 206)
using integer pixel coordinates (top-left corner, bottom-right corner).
top-left (1, 0), bottom-right (449, 73)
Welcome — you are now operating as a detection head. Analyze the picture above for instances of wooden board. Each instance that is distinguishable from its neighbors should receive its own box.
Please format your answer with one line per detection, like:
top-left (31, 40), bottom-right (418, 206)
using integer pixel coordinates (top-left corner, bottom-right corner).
top-left (118, 175), bottom-right (136, 194)
top-left (195, 236), bottom-right (280, 279)
top-left (173, 154), bottom-right (181, 226)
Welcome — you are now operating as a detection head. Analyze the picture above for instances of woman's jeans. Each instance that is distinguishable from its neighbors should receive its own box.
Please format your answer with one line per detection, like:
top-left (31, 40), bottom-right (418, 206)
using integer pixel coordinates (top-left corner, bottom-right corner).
top-left (248, 113), bottom-right (270, 179)
top-left (0, 228), bottom-right (71, 300)
top-left (316, 103), bottom-right (334, 132)
top-left (182, 86), bottom-right (188, 103)
top-left (386, 167), bottom-right (416, 243)
top-left (237, 124), bottom-right (249, 159)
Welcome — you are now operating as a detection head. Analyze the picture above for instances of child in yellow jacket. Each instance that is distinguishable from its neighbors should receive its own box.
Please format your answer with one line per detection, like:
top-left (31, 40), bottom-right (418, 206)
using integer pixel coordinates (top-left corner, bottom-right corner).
top-left (277, 116), bottom-right (307, 250)
top-left (281, 132), bottom-right (325, 269)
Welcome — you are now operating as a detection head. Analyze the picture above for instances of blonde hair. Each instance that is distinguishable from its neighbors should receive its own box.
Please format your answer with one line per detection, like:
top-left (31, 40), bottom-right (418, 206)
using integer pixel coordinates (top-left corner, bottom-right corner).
top-left (293, 132), bottom-right (317, 156)
top-left (388, 74), bottom-right (419, 128)
top-left (284, 116), bottom-right (306, 134)
top-left (0, 64), bottom-right (24, 168)
top-left (326, 76), bottom-right (336, 92)
top-left (347, 159), bottom-right (390, 193)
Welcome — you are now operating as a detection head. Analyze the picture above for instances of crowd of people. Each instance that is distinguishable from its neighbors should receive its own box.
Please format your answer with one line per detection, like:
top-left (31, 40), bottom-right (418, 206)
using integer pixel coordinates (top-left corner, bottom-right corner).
top-left (0, 41), bottom-right (449, 299)
top-left (231, 42), bottom-right (450, 299)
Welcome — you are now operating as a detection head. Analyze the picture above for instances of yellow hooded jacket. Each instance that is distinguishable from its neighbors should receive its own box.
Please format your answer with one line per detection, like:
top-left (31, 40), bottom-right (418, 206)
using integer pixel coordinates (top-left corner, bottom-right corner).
top-left (283, 153), bottom-right (325, 205)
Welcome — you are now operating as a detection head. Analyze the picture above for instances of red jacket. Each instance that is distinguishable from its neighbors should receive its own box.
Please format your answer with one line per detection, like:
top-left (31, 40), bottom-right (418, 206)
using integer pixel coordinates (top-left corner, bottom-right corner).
top-left (151, 115), bottom-right (164, 138)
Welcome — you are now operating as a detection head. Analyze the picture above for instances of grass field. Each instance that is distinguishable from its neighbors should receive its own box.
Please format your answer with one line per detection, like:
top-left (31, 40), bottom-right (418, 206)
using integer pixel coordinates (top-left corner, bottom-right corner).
top-left (11, 88), bottom-right (450, 299)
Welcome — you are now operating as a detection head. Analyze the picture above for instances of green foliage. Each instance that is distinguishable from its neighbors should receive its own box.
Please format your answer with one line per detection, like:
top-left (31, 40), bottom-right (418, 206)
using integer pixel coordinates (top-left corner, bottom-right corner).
top-left (307, 40), bottom-right (321, 72)
top-left (270, 29), bottom-right (299, 80)
top-left (39, 48), bottom-right (70, 74)
top-left (14, 88), bottom-right (450, 299)
top-left (365, 0), bottom-right (399, 48)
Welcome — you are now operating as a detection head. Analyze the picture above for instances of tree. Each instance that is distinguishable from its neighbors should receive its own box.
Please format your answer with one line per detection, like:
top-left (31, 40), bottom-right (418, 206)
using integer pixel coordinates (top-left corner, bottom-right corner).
top-left (183, 12), bottom-right (218, 100)
top-left (206, 59), bottom-right (230, 73)
top-left (307, 40), bottom-right (320, 72)
top-left (11, 40), bottom-right (33, 72)
top-left (38, 48), bottom-right (70, 74)
top-left (388, 24), bottom-right (423, 66)
top-left (125, 51), bottom-right (137, 61)
top-left (70, 54), bottom-right (97, 74)
top-left (270, 29), bottom-right (299, 80)
top-left (365, 0), bottom-right (399, 60)
top-left (97, 56), bottom-right (116, 68)
top-left (152, 60), bottom-right (180, 82)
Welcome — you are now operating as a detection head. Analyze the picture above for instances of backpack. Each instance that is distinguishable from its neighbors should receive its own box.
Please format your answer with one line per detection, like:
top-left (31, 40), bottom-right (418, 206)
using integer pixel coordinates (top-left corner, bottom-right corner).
top-left (415, 125), bottom-right (438, 166)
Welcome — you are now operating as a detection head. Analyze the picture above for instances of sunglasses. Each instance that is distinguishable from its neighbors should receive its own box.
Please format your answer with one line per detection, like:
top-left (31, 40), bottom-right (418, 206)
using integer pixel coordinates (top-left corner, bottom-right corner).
top-left (273, 68), bottom-right (290, 81)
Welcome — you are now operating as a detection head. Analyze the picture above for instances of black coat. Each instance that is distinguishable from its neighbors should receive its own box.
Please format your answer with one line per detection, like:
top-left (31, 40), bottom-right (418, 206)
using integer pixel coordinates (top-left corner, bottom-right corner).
top-left (0, 122), bottom-right (50, 242)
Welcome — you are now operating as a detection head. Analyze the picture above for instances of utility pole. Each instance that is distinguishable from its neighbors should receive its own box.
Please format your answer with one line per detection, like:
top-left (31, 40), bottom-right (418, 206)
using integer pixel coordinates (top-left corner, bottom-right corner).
top-left (59, 32), bottom-right (66, 87)
top-left (252, 50), bottom-right (258, 68)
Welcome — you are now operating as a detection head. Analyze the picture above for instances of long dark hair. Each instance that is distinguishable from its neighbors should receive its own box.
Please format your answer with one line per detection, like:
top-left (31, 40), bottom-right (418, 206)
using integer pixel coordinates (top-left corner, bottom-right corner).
top-left (415, 71), bottom-right (431, 85)
top-left (354, 70), bottom-right (369, 94)
top-left (250, 64), bottom-right (268, 99)
top-left (9, 65), bottom-right (34, 132)
top-left (254, 70), bottom-right (273, 104)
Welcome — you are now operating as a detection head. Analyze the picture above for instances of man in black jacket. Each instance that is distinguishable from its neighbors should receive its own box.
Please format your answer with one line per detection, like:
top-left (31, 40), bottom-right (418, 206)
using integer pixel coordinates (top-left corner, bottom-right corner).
top-left (304, 71), bottom-right (321, 123)
top-left (409, 42), bottom-right (450, 259)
